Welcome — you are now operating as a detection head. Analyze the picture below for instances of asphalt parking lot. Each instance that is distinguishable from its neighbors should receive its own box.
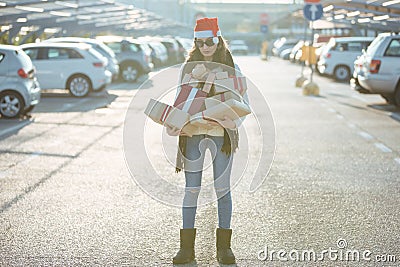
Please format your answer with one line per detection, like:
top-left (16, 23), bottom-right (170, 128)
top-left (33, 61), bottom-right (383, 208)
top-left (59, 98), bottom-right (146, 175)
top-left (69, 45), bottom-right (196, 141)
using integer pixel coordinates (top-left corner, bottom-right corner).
top-left (1, 56), bottom-right (399, 266)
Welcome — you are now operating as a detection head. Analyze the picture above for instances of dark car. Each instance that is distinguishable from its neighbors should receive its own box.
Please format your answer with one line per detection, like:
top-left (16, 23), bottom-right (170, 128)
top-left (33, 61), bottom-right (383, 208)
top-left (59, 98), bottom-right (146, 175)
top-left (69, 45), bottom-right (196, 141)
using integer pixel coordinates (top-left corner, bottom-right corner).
top-left (97, 36), bottom-right (153, 82)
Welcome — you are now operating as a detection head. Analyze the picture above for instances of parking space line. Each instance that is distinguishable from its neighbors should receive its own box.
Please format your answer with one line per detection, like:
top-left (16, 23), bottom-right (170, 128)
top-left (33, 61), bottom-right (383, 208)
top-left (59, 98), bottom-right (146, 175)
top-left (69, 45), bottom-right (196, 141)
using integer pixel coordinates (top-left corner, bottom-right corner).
top-left (358, 131), bottom-right (374, 140)
top-left (336, 114), bottom-right (344, 120)
top-left (374, 143), bottom-right (392, 153)
top-left (0, 120), bottom-right (31, 139)
top-left (21, 152), bottom-right (43, 165)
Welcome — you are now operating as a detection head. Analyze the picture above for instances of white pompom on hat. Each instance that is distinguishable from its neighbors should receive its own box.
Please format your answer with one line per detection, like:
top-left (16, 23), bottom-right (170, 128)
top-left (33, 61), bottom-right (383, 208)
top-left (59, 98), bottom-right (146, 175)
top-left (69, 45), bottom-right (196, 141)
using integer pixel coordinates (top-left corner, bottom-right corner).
top-left (194, 17), bottom-right (221, 45)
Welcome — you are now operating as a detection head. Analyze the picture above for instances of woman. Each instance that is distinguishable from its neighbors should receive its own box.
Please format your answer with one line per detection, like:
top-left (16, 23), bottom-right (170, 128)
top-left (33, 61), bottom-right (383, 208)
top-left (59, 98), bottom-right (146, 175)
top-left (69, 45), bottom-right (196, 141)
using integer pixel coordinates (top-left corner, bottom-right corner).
top-left (167, 17), bottom-right (249, 265)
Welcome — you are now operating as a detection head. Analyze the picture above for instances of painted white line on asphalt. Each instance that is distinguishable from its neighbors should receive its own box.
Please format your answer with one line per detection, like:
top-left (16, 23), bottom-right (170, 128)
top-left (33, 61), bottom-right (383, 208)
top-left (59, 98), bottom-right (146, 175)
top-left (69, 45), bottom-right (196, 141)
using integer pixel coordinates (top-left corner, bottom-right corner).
top-left (395, 158), bottom-right (400, 165)
top-left (358, 131), bottom-right (374, 140)
top-left (374, 143), bottom-right (392, 153)
top-left (21, 152), bottom-right (43, 165)
top-left (327, 108), bottom-right (336, 113)
top-left (336, 114), bottom-right (344, 120)
top-left (0, 120), bottom-right (31, 138)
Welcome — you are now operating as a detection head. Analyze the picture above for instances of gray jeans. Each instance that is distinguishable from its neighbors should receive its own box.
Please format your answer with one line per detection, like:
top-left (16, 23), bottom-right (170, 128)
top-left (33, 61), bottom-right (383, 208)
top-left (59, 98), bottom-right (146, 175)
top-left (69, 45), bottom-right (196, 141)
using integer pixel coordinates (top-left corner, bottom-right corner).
top-left (182, 134), bottom-right (233, 229)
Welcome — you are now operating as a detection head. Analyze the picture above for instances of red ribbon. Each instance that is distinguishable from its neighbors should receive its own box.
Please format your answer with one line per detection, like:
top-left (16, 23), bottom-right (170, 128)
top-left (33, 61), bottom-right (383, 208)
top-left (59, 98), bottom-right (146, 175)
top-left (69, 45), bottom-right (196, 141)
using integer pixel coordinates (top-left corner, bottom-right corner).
top-left (160, 105), bottom-right (172, 122)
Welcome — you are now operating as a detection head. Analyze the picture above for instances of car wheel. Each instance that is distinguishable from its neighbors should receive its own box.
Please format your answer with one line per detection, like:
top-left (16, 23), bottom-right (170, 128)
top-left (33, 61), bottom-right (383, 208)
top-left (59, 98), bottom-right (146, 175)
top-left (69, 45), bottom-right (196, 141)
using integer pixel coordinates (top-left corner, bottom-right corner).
top-left (0, 91), bottom-right (25, 119)
top-left (121, 63), bottom-right (139, 82)
top-left (394, 82), bottom-right (400, 107)
top-left (68, 74), bottom-right (91, 97)
top-left (334, 65), bottom-right (350, 81)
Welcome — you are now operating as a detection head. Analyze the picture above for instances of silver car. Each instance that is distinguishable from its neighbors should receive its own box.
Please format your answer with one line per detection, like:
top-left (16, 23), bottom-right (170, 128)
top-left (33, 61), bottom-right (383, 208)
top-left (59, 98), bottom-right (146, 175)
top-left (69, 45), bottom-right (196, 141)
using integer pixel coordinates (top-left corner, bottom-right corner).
top-left (0, 45), bottom-right (41, 118)
top-left (356, 33), bottom-right (400, 105)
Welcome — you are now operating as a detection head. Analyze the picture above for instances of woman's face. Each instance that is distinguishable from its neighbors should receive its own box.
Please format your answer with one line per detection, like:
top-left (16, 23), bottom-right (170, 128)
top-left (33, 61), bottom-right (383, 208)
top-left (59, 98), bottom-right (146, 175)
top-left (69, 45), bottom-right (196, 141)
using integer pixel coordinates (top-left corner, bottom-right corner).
top-left (195, 37), bottom-right (218, 58)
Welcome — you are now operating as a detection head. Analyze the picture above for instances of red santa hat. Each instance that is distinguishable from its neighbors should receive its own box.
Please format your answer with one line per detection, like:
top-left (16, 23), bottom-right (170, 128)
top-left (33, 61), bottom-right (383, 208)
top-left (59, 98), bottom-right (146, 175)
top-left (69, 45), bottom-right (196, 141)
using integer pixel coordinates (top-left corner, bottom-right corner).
top-left (194, 17), bottom-right (221, 44)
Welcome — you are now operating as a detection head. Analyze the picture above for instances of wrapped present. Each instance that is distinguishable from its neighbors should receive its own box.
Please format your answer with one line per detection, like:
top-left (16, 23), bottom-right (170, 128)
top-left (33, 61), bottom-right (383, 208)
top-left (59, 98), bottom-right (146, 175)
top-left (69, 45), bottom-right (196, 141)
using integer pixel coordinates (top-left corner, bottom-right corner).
top-left (191, 64), bottom-right (208, 79)
top-left (214, 76), bottom-right (247, 95)
top-left (189, 115), bottom-right (214, 129)
top-left (173, 84), bottom-right (207, 115)
top-left (215, 71), bottom-right (229, 80)
top-left (191, 98), bottom-right (251, 122)
top-left (205, 91), bottom-right (242, 109)
top-left (144, 98), bottom-right (196, 136)
top-left (181, 72), bottom-right (216, 93)
top-left (174, 72), bottom-right (216, 115)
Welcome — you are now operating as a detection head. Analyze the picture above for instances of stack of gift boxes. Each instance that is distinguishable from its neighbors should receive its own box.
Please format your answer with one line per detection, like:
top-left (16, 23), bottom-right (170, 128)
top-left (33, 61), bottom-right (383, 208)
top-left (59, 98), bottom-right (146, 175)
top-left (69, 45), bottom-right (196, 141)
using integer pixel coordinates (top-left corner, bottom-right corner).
top-left (144, 65), bottom-right (250, 137)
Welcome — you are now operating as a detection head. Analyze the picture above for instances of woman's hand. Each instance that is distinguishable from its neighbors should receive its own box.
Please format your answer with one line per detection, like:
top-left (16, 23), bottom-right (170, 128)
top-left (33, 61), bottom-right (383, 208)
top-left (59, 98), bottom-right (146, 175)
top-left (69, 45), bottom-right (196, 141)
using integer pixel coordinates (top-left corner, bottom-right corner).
top-left (207, 116), bottom-right (236, 129)
top-left (166, 126), bottom-right (190, 136)
top-left (166, 126), bottom-right (180, 136)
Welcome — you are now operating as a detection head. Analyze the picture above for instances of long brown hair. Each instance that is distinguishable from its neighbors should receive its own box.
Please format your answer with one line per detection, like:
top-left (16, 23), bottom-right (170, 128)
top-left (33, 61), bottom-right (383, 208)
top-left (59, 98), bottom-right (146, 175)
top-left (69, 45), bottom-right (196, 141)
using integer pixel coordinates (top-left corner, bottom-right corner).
top-left (186, 36), bottom-right (235, 71)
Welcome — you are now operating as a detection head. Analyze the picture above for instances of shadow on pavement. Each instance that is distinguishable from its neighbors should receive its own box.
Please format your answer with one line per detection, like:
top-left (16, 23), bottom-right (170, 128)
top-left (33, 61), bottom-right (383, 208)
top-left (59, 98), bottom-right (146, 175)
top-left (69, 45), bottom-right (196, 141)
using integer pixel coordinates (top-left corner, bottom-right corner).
top-left (36, 91), bottom-right (118, 113)
top-left (368, 103), bottom-right (400, 123)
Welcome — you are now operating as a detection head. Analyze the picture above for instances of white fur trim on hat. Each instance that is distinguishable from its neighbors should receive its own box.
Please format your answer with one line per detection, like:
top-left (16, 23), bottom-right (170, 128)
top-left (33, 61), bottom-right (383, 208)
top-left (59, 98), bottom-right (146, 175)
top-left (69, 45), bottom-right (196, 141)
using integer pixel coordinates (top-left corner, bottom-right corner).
top-left (194, 30), bottom-right (222, 39)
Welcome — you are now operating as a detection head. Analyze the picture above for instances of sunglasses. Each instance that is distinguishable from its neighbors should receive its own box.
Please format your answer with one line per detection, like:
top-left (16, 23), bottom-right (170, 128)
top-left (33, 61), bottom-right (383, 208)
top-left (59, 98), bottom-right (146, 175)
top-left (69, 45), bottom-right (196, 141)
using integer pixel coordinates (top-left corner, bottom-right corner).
top-left (195, 38), bottom-right (216, 48)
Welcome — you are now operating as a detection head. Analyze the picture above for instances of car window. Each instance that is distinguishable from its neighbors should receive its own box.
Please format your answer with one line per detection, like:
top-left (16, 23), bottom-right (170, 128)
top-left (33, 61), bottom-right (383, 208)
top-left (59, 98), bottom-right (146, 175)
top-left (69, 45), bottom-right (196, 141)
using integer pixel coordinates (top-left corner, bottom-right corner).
top-left (48, 48), bottom-right (70, 60)
top-left (335, 43), bottom-right (348, 52)
top-left (384, 39), bottom-right (400, 57)
top-left (348, 42), bottom-right (362, 52)
top-left (105, 42), bottom-right (121, 53)
top-left (129, 43), bottom-right (139, 52)
top-left (24, 48), bottom-right (39, 60)
top-left (67, 48), bottom-right (83, 59)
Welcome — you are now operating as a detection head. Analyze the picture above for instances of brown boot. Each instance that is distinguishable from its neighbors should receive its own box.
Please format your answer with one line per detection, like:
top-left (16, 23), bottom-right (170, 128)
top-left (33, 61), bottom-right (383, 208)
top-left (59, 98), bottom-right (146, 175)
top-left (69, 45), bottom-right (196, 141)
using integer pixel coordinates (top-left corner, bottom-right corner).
top-left (216, 228), bottom-right (236, 264)
top-left (173, 228), bottom-right (196, 264)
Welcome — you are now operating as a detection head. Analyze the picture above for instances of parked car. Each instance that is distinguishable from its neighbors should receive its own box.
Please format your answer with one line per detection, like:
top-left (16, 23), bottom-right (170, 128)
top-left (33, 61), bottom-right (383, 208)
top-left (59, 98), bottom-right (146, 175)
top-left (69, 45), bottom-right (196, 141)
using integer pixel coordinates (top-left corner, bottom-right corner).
top-left (317, 37), bottom-right (374, 81)
top-left (21, 42), bottom-right (111, 97)
top-left (354, 33), bottom-right (400, 105)
top-left (175, 37), bottom-right (193, 60)
top-left (43, 37), bottom-right (119, 81)
top-left (147, 41), bottom-right (169, 68)
top-left (97, 36), bottom-right (153, 82)
top-left (229, 40), bottom-right (249, 55)
top-left (289, 40), bottom-right (305, 63)
top-left (0, 45), bottom-right (41, 118)
top-left (280, 48), bottom-right (292, 60)
top-left (156, 37), bottom-right (181, 65)
top-left (272, 38), bottom-right (298, 57)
